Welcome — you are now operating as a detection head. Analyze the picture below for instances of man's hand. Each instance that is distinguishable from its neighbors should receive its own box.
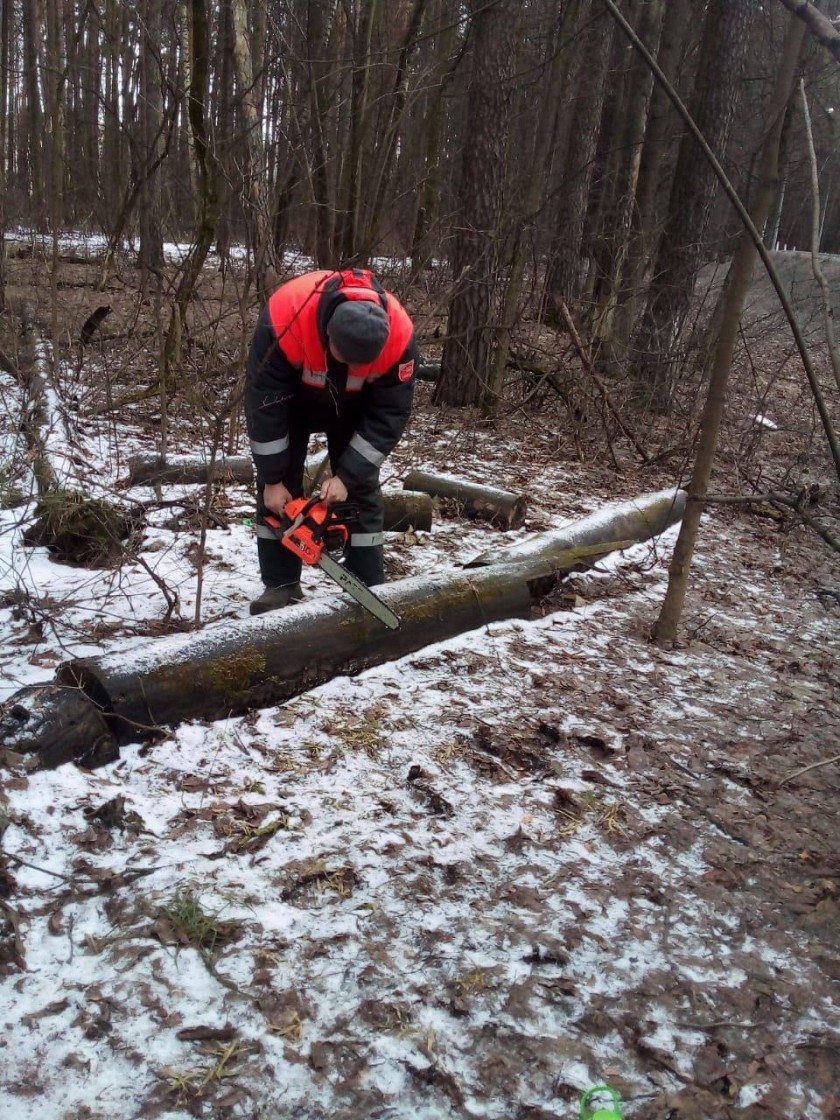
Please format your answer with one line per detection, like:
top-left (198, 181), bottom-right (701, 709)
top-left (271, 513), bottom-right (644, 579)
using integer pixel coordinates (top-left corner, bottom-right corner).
top-left (263, 481), bottom-right (292, 515)
top-left (320, 476), bottom-right (349, 505)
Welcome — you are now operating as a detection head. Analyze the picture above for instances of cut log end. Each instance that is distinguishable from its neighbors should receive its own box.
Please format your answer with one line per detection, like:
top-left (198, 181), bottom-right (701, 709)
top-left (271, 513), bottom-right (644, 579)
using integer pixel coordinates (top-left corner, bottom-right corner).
top-left (403, 470), bottom-right (527, 530)
top-left (0, 684), bottom-right (118, 770)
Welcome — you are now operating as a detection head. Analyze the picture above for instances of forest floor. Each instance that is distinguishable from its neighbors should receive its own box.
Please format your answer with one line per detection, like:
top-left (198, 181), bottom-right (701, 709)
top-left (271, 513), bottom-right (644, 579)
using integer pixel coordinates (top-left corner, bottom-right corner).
top-left (0, 246), bottom-right (838, 1120)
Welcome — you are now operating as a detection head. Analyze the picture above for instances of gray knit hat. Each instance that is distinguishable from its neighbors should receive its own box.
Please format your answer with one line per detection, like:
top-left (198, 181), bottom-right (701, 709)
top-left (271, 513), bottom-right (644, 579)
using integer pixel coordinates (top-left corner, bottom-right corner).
top-left (327, 301), bottom-right (390, 364)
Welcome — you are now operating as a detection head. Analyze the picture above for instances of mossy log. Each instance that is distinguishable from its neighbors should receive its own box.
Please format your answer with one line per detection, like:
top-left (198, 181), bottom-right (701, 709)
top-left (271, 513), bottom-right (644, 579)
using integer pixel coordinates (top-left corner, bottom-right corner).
top-left (1, 489), bottom-right (685, 770)
top-left (403, 470), bottom-right (527, 530)
top-left (0, 566), bottom-right (533, 767)
top-left (466, 488), bottom-right (687, 585)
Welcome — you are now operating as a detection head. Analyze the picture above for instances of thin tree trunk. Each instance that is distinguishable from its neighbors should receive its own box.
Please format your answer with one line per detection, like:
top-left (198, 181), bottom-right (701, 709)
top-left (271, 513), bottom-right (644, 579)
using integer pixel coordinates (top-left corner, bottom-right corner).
top-left (0, 0), bottom-right (9, 310)
top-left (306, 0), bottom-right (337, 267)
top-left (138, 0), bottom-right (164, 282)
top-left (232, 0), bottom-right (275, 299)
top-left (545, 0), bottom-right (614, 308)
top-left (337, 0), bottom-right (377, 262)
top-left (590, 0), bottom-right (664, 344)
top-left (629, 0), bottom-right (751, 399)
top-left (162, 0), bottom-right (219, 386)
top-left (604, 0), bottom-right (691, 366)
top-left (408, 0), bottom-right (457, 275)
top-left (22, 0), bottom-right (45, 230)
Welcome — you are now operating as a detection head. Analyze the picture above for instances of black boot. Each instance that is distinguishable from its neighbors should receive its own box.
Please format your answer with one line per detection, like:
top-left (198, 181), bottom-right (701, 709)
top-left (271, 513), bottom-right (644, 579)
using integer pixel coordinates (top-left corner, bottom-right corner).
top-left (249, 582), bottom-right (304, 617)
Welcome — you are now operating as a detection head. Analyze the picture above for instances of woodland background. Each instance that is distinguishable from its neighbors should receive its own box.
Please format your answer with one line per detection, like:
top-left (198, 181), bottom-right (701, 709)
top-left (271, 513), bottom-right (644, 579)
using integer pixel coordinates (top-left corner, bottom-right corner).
top-left (2, 0), bottom-right (840, 641)
top-left (1, 5), bottom-right (840, 1117)
top-left (2, 0), bottom-right (840, 399)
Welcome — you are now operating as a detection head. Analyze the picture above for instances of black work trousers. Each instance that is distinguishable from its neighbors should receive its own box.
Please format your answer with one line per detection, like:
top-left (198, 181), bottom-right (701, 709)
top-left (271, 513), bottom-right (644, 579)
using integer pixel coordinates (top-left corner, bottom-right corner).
top-left (255, 411), bottom-right (385, 589)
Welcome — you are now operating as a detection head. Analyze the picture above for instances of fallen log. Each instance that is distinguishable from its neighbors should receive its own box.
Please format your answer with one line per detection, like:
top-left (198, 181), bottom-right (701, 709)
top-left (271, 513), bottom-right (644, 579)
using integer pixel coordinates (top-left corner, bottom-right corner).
top-left (124, 450), bottom-right (329, 492)
top-left (1, 567), bottom-right (533, 768)
top-left (466, 488), bottom-right (687, 584)
top-left (383, 490), bottom-right (433, 532)
top-left (20, 303), bottom-right (58, 495)
top-left (125, 453), bottom-right (433, 531)
top-left (403, 470), bottom-right (527, 530)
top-left (0, 488), bottom-right (685, 770)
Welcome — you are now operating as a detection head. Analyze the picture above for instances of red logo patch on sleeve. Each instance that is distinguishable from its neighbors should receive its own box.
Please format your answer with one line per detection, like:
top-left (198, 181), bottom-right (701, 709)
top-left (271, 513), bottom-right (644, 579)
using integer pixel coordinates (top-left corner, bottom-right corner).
top-left (398, 360), bottom-right (414, 382)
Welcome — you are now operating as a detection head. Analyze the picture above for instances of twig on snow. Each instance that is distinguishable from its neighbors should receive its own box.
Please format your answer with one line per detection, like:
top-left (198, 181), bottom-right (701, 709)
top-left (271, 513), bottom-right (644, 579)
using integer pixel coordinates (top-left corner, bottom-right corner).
top-left (778, 753), bottom-right (840, 786)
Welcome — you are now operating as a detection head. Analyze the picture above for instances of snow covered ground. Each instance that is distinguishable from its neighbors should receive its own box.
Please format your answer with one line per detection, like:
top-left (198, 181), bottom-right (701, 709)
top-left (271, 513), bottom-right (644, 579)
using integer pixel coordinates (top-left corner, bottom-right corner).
top-left (1, 294), bottom-right (839, 1119)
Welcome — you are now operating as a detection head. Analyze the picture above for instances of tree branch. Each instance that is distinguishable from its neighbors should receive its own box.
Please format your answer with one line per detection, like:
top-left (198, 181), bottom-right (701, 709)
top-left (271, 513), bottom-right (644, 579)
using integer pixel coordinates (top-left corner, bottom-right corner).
top-left (703, 491), bottom-right (840, 551)
top-left (776, 0), bottom-right (840, 63)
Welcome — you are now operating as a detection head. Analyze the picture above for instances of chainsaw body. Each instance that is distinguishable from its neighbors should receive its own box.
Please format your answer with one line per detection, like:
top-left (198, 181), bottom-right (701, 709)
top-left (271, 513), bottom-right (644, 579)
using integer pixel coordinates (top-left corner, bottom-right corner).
top-left (262, 496), bottom-right (401, 630)
top-left (265, 496), bottom-right (352, 566)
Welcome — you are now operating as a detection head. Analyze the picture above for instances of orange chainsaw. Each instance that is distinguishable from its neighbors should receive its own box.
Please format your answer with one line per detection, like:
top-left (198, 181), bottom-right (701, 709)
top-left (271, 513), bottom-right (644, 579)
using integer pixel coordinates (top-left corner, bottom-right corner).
top-left (264, 496), bottom-right (401, 630)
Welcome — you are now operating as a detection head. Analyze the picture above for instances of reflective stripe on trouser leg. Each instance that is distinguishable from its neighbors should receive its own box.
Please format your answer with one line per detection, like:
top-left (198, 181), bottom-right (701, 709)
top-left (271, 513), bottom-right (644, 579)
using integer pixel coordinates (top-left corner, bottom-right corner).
top-left (255, 424), bottom-right (310, 587)
top-left (342, 480), bottom-right (385, 587)
top-left (324, 420), bottom-right (385, 586)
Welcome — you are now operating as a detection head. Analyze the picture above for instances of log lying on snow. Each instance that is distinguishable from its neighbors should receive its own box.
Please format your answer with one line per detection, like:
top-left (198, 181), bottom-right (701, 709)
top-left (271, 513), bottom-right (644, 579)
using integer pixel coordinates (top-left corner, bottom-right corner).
top-left (125, 453), bottom-right (433, 531)
top-left (1, 567), bottom-right (533, 769)
top-left (0, 488), bottom-right (685, 770)
top-left (125, 450), bottom-right (330, 492)
top-left (20, 303), bottom-right (60, 495)
top-left (466, 488), bottom-right (687, 585)
top-left (383, 490), bottom-right (433, 532)
top-left (403, 469), bottom-right (527, 530)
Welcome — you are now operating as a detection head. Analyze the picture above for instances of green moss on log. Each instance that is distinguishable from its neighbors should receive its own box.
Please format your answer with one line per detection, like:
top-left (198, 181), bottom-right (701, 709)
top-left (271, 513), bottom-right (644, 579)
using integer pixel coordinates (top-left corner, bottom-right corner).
top-left (208, 648), bottom-right (267, 703)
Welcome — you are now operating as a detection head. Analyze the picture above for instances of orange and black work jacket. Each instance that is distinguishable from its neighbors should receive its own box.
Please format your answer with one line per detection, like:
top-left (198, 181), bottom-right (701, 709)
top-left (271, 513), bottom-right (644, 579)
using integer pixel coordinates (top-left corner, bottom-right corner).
top-left (245, 269), bottom-right (418, 490)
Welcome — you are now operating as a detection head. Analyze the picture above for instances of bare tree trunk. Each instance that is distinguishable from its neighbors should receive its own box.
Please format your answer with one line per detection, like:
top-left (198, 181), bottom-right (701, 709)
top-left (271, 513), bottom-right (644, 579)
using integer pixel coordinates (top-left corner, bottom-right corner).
top-left (306, 0), bottom-right (338, 267)
top-left (763, 101), bottom-right (794, 249)
top-left (486, 1), bottom-right (582, 403)
top-left (162, 0), bottom-right (219, 385)
top-left (232, 0), bottom-right (275, 298)
top-left (434, 0), bottom-right (519, 408)
top-left (589, 0), bottom-right (664, 344)
top-left (336, 0), bottom-right (377, 262)
top-left (408, 0), bottom-right (458, 274)
top-left (545, 0), bottom-right (614, 308)
top-left (653, 15), bottom-right (806, 643)
top-left (604, 0), bottom-right (691, 366)
top-left (362, 0), bottom-right (429, 255)
top-left (44, 0), bottom-right (65, 343)
top-left (629, 0), bottom-right (751, 399)
top-left (22, 0), bottom-right (45, 230)
top-left (0, 0), bottom-right (9, 310)
top-left (138, 0), bottom-right (164, 282)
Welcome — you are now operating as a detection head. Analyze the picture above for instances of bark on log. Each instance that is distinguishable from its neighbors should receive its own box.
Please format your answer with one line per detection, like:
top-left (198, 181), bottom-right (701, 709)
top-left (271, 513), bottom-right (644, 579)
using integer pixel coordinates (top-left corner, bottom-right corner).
top-left (403, 470), bottom-right (527, 530)
top-left (466, 488), bottom-right (687, 584)
top-left (124, 451), bottom-right (330, 493)
top-left (0, 567), bottom-right (533, 767)
top-left (1, 488), bottom-right (684, 770)
top-left (125, 453), bottom-right (256, 487)
top-left (125, 452), bottom-right (432, 531)
top-left (0, 684), bottom-right (117, 770)
top-left (20, 303), bottom-right (58, 495)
